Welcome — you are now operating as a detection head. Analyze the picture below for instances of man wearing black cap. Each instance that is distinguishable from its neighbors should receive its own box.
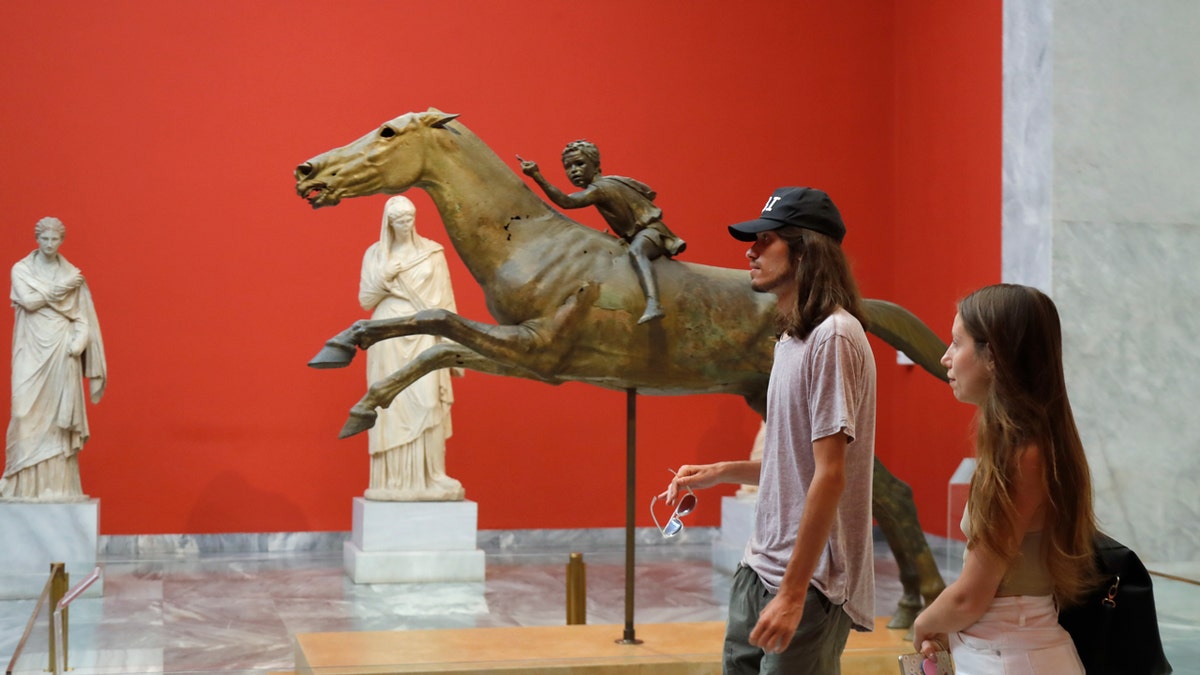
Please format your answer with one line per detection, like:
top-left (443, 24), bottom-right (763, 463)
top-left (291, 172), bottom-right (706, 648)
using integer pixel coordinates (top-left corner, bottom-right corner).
top-left (662, 187), bottom-right (876, 674)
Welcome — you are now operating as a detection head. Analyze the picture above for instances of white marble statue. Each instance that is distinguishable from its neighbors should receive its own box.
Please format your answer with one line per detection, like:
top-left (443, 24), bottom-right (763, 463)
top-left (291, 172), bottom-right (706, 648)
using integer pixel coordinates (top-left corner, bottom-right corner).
top-left (359, 196), bottom-right (464, 501)
top-left (2, 217), bottom-right (106, 502)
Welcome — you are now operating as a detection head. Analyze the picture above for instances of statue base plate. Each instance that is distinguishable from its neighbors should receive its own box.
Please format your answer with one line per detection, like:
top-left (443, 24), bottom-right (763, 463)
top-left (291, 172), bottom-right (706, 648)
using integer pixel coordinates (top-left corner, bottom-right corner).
top-left (0, 499), bottom-right (103, 599)
top-left (343, 497), bottom-right (485, 584)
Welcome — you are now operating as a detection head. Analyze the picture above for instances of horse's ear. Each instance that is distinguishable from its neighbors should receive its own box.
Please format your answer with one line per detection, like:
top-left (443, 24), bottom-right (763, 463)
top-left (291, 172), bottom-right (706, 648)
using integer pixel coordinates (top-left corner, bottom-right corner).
top-left (429, 112), bottom-right (460, 128)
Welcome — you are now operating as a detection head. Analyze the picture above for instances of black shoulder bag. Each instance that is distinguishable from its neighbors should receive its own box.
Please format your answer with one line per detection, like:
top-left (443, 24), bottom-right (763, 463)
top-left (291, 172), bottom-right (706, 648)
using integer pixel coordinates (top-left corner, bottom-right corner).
top-left (1057, 532), bottom-right (1172, 675)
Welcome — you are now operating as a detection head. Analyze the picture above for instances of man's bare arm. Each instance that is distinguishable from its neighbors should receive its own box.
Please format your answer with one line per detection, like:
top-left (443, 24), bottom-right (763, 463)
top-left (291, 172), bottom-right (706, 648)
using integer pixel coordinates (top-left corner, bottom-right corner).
top-left (661, 460), bottom-right (761, 504)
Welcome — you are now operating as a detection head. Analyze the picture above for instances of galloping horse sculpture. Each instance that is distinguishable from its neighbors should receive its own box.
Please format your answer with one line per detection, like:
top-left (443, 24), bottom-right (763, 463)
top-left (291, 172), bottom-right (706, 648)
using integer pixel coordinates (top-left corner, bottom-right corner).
top-left (295, 109), bottom-right (947, 626)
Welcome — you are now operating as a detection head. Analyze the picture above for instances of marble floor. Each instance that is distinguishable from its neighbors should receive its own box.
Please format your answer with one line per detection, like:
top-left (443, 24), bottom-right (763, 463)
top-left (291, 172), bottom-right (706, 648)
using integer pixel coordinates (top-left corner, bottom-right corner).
top-left (2, 528), bottom-right (1198, 675)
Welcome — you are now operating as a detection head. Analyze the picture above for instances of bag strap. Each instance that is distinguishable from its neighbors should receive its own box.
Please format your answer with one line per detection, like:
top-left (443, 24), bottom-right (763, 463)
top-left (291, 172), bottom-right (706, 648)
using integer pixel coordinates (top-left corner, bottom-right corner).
top-left (1102, 575), bottom-right (1119, 608)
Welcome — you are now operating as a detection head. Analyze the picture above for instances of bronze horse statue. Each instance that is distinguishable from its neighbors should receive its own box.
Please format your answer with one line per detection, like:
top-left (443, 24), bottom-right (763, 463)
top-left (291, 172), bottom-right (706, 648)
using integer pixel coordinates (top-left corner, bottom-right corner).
top-left (295, 109), bottom-right (947, 627)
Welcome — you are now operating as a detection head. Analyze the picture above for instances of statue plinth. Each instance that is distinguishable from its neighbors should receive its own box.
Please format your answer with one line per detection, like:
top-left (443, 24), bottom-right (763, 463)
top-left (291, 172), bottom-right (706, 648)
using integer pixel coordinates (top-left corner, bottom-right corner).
top-left (343, 497), bottom-right (484, 584)
top-left (0, 499), bottom-right (103, 599)
top-left (711, 494), bottom-right (757, 574)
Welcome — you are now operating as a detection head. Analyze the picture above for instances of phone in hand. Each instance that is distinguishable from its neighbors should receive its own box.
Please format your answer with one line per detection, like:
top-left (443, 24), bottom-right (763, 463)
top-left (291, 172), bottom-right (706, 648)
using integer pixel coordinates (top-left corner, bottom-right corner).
top-left (898, 650), bottom-right (954, 675)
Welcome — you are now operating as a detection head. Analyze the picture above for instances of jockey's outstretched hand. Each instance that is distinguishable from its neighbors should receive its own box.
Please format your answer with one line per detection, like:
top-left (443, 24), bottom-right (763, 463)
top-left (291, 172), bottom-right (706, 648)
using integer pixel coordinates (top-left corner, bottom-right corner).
top-left (515, 154), bottom-right (539, 176)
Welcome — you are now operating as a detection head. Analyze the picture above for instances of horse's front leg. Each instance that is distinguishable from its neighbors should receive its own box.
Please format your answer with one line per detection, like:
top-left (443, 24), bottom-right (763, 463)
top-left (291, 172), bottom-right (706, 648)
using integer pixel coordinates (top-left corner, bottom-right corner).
top-left (319, 283), bottom-right (598, 373)
top-left (339, 342), bottom-right (565, 438)
top-left (307, 312), bottom-right (470, 370)
top-left (308, 319), bottom-right (376, 369)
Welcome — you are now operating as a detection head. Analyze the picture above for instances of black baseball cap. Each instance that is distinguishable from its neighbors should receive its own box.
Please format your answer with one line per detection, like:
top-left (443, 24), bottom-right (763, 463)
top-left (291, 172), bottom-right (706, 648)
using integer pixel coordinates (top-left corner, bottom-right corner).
top-left (728, 187), bottom-right (846, 244)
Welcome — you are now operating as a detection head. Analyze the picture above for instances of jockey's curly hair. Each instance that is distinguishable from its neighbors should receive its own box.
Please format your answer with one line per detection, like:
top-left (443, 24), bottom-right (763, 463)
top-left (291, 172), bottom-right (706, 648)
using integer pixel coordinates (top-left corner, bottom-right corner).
top-left (562, 139), bottom-right (601, 170)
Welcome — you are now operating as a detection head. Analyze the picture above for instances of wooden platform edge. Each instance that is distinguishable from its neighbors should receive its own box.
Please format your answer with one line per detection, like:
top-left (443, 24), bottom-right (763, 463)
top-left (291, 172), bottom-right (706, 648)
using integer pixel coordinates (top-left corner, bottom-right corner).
top-left (293, 617), bottom-right (914, 675)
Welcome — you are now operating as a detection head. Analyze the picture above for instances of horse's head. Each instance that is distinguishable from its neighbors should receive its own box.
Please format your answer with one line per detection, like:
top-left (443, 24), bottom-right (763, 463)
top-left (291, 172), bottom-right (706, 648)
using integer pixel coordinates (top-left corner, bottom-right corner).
top-left (295, 109), bottom-right (460, 209)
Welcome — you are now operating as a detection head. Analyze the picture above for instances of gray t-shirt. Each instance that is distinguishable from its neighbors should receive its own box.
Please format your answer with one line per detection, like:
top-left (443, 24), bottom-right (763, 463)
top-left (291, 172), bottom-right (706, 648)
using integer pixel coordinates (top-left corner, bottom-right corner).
top-left (744, 308), bottom-right (877, 631)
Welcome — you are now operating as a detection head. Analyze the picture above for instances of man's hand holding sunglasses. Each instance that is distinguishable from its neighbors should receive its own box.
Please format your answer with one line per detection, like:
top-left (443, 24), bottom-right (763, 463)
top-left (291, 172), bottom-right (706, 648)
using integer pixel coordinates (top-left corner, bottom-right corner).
top-left (659, 461), bottom-right (763, 504)
top-left (652, 462), bottom-right (764, 538)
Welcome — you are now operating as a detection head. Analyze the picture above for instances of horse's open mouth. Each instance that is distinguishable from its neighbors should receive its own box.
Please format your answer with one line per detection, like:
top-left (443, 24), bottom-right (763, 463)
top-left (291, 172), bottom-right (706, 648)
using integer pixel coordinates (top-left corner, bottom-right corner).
top-left (299, 182), bottom-right (337, 208)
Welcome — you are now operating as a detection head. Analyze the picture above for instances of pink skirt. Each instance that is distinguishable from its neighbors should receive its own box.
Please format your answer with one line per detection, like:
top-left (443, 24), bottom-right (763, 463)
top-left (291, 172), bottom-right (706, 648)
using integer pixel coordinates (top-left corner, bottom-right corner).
top-left (950, 595), bottom-right (1084, 675)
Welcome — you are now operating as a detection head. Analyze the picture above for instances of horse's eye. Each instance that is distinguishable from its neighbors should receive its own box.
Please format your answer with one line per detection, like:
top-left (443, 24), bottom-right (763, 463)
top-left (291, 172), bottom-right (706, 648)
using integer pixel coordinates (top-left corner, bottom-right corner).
top-left (380, 127), bottom-right (396, 138)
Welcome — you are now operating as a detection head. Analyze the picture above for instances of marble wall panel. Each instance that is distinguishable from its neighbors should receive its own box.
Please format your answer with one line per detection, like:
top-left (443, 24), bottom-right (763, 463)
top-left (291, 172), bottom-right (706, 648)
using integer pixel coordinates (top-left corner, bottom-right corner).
top-left (1055, 219), bottom-right (1200, 560)
top-left (1003, 0), bottom-right (1053, 289)
top-left (1005, 0), bottom-right (1200, 562)
top-left (1051, 0), bottom-right (1200, 562)
top-left (96, 527), bottom-right (716, 559)
top-left (1054, 0), bottom-right (1200, 225)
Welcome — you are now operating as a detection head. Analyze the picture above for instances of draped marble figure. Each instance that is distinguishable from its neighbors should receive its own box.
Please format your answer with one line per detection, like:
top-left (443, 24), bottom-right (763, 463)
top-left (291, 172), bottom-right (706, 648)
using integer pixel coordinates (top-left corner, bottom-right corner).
top-left (2, 217), bottom-right (106, 502)
top-left (360, 196), bottom-right (464, 501)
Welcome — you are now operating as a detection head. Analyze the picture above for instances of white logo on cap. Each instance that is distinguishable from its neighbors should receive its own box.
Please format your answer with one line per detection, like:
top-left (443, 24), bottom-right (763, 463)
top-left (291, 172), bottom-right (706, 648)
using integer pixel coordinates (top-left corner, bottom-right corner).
top-left (762, 196), bottom-right (782, 213)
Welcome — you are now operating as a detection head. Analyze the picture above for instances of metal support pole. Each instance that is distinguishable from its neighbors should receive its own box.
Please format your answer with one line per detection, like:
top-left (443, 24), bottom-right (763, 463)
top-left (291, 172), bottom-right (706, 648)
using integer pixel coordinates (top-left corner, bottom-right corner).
top-left (617, 388), bottom-right (643, 644)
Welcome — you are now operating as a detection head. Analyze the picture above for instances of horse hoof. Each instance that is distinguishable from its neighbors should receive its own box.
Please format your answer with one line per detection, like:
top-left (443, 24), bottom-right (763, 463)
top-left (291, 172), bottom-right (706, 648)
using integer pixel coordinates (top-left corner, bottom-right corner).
top-left (308, 341), bottom-right (357, 369)
top-left (338, 408), bottom-right (377, 438)
top-left (886, 603), bottom-right (922, 630)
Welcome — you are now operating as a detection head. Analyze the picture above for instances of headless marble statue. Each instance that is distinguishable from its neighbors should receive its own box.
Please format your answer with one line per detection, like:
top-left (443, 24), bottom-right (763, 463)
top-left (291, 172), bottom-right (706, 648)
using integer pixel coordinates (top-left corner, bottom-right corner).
top-left (359, 196), bottom-right (464, 501)
top-left (3, 217), bottom-right (106, 502)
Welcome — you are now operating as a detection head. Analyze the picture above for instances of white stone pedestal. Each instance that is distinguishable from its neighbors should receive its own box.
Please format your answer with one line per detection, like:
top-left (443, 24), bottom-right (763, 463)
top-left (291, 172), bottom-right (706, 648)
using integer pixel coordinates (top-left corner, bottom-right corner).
top-left (343, 497), bottom-right (485, 584)
top-left (712, 495), bottom-right (755, 574)
top-left (0, 499), bottom-right (103, 599)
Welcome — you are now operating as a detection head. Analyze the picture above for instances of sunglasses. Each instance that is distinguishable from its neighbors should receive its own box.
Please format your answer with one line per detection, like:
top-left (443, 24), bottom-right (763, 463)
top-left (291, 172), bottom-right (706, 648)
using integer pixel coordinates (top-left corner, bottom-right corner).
top-left (650, 481), bottom-right (698, 538)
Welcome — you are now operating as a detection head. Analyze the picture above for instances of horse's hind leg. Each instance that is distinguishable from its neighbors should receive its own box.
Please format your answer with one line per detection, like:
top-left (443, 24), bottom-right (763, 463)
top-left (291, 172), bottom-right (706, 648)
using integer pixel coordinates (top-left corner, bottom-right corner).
top-left (339, 342), bottom-right (563, 438)
top-left (872, 457), bottom-right (946, 629)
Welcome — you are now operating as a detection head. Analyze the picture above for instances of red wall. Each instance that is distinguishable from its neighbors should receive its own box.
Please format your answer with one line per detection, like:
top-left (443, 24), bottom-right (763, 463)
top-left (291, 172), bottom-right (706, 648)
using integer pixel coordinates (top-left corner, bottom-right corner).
top-left (0, 1), bottom-right (998, 535)
top-left (884, 3), bottom-right (1002, 532)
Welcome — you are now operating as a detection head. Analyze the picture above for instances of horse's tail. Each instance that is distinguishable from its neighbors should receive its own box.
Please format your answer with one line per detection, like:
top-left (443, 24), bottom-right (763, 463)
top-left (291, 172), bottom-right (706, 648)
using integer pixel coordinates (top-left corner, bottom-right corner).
top-left (864, 299), bottom-right (948, 382)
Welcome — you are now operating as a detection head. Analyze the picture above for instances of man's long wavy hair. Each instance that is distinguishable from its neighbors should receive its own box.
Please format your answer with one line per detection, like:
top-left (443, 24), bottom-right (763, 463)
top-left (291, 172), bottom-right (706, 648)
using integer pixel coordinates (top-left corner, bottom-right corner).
top-left (959, 284), bottom-right (1097, 607)
top-left (774, 226), bottom-right (867, 339)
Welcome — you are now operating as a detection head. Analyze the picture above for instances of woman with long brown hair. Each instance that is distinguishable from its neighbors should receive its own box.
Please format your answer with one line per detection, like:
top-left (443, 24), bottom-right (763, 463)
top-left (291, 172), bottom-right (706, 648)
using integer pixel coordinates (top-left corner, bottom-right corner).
top-left (913, 283), bottom-right (1096, 673)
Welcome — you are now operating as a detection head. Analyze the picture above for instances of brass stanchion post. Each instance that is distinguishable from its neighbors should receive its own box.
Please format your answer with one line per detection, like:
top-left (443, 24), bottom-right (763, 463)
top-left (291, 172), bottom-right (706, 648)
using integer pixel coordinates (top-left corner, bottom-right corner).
top-left (47, 563), bottom-right (67, 674)
top-left (566, 552), bottom-right (587, 625)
